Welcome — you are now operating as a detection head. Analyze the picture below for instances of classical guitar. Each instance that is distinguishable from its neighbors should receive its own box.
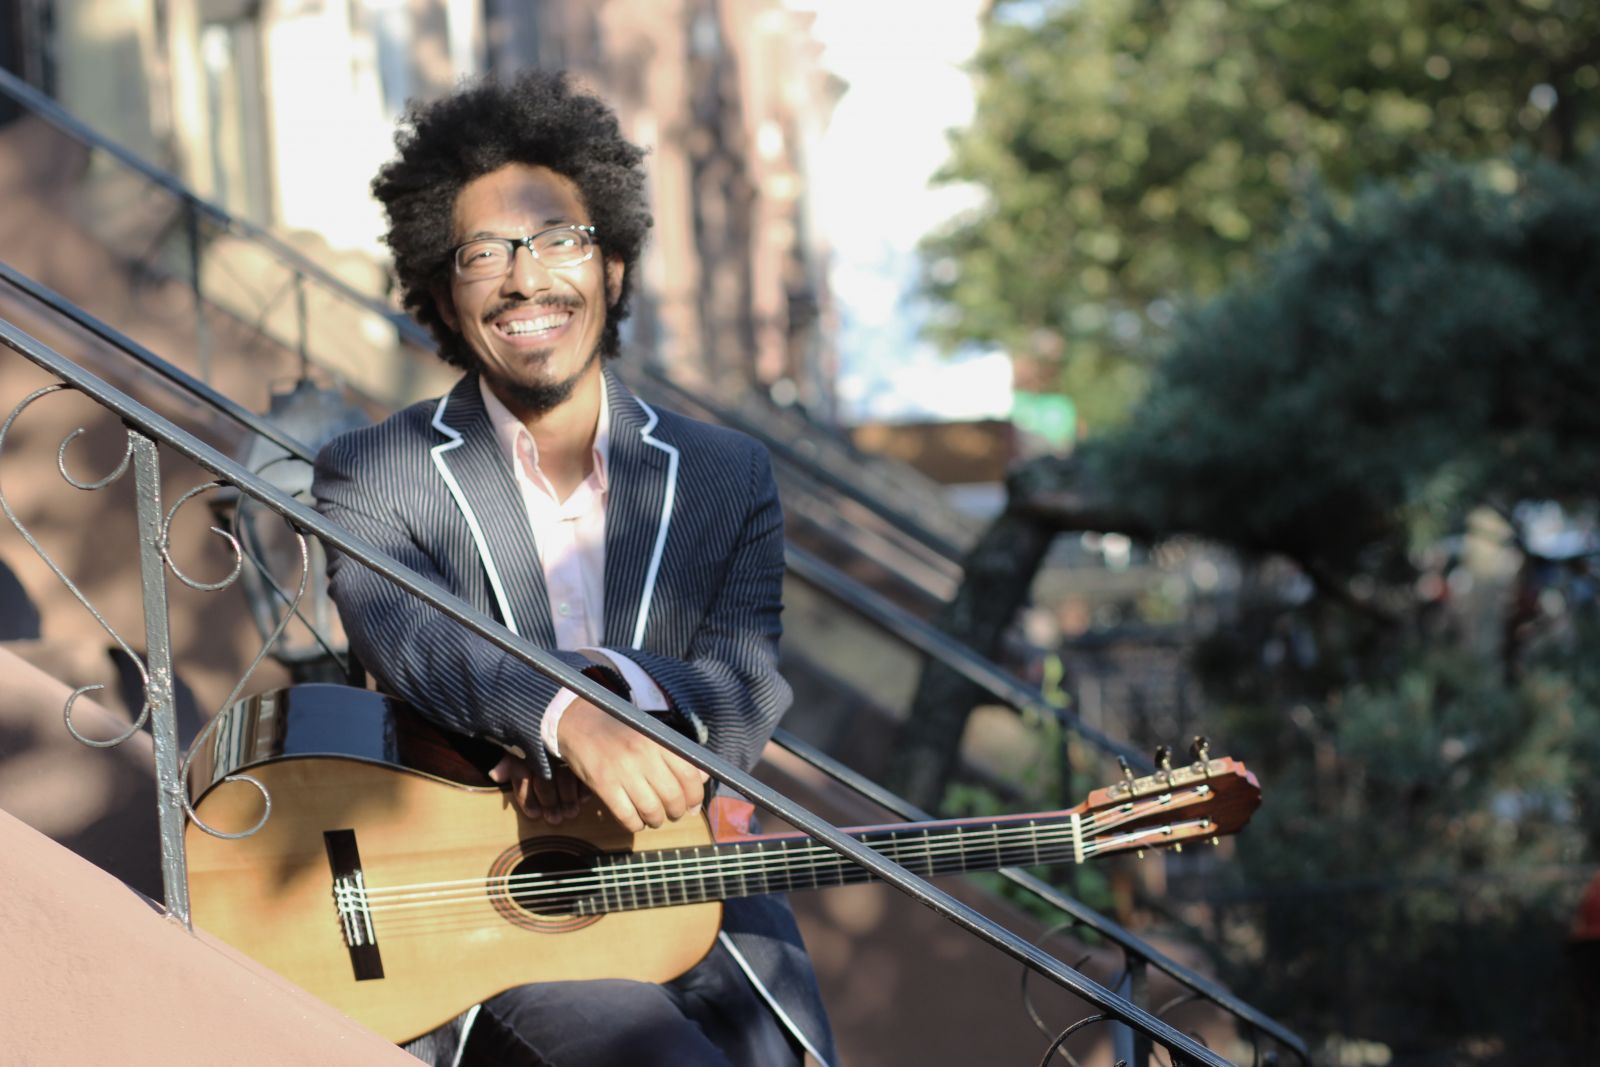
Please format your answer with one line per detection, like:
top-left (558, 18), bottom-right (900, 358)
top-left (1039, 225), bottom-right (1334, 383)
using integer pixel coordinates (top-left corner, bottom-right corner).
top-left (185, 685), bottom-right (1260, 1043)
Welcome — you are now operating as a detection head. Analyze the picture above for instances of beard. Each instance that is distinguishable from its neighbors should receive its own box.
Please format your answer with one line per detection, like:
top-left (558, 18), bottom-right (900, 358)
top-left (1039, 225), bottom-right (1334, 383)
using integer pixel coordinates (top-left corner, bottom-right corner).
top-left (478, 338), bottom-right (602, 418)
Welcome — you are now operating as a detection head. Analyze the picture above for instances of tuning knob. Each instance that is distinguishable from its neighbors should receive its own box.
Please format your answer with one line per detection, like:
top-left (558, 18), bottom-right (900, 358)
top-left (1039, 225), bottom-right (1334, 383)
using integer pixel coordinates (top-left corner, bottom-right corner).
top-left (1190, 735), bottom-right (1211, 764)
top-left (1135, 849), bottom-right (1146, 860)
top-left (1172, 843), bottom-right (1183, 853)
top-left (1117, 755), bottom-right (1136, 784)
top-left (1155, 745), bottom-right (1173, 772)
top-left (1209, 836), bottom-right (1221, 847)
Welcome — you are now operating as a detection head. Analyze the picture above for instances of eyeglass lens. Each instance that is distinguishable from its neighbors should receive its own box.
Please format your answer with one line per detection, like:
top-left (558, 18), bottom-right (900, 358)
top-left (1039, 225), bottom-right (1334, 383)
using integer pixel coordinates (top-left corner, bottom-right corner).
top-left (454, 226), bottom-right (592, 277)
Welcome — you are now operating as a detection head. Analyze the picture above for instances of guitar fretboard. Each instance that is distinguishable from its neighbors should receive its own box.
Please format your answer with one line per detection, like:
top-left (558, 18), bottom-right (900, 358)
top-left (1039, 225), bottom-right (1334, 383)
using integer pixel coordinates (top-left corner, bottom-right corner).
top-left (573, 815), bottom-right (1076, 915)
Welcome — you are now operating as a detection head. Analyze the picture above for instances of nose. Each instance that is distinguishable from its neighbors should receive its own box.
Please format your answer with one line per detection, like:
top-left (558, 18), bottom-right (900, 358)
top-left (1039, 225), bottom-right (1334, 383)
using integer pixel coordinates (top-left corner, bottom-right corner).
top-left (501, 241), bottom-right (553, 298)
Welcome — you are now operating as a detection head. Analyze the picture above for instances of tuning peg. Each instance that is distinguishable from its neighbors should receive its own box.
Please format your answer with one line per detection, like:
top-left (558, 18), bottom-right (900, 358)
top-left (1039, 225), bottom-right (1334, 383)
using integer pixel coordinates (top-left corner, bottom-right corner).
top-left (1209, 836), bottom-right (1220, 847)
top-left (1172, 842), bottom-right (1183, 853)
top-left (1117, 755), bottom-right (1136, 783)
top-left (1155, 745), bottom-right (1173, 772)
top-left (1135, 849), bottom-right (1146, 860)
top-left (1190, 735), bottom-right (1211, 764)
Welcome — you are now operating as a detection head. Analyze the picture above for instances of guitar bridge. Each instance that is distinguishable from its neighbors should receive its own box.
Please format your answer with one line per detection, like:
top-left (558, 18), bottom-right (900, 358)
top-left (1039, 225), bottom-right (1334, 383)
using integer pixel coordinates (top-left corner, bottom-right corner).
top-left (325, 829), bottom-right (385, 981)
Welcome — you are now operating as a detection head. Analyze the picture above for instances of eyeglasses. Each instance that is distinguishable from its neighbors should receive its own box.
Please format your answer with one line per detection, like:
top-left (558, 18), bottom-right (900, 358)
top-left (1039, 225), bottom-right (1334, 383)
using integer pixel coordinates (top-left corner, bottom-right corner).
top-left (450, 224), bottom-right (597, 279)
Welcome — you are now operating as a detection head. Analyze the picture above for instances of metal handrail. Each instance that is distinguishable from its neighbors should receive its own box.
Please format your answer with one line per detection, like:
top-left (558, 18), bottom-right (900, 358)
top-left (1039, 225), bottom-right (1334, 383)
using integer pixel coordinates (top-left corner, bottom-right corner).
top-left (0, 70), bottom-right (1299, 1055)
top-left (0, 314), bottom-right (1242, 1067)
top-left (0, 270), bottom-right (1303, 1056)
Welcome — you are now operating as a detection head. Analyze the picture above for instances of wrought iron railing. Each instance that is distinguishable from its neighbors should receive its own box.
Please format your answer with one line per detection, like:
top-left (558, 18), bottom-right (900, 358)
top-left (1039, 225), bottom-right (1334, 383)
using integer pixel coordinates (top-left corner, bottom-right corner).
top-left (0, 308), bottom-right (1298, 1066)
top-left (0, 73), bottom-right (1310, 1060)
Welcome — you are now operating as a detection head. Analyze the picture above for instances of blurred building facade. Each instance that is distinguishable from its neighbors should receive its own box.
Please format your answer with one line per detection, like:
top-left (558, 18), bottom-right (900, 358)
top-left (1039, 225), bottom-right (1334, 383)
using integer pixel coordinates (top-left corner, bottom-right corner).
top-left (0, 0), bottom-right (844, 415)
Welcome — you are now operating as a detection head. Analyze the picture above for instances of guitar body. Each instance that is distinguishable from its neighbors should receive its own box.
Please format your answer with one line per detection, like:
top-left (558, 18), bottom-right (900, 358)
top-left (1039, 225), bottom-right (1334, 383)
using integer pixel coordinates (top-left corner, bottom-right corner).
top-left (185, 686), bottom-right (722, 1043)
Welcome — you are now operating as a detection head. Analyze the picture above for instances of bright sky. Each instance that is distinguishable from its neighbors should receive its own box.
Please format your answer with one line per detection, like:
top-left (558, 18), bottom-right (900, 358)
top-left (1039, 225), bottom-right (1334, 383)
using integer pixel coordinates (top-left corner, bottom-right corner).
top-left (789, 0), bottom-right (1011, 425)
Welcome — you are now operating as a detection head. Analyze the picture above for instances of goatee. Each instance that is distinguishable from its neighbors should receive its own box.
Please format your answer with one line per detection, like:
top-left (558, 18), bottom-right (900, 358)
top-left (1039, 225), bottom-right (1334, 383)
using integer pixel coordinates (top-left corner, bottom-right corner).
top-left (483, 342), bottom-right (601, 418)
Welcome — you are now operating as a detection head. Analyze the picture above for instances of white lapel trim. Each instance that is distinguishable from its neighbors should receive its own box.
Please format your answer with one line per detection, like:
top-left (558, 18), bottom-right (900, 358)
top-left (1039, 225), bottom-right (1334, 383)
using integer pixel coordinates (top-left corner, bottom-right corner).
top-left (716, 931), bottom-right (835, 1067)
top-left (630, 397), bottom-right (678, 650)
top-left (430, 393), bottom-right (520, 635)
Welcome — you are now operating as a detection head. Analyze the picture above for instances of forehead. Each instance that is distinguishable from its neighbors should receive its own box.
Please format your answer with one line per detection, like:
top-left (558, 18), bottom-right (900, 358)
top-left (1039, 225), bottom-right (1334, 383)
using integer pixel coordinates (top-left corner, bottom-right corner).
top-left (451, 163), bottom-right (588, 239)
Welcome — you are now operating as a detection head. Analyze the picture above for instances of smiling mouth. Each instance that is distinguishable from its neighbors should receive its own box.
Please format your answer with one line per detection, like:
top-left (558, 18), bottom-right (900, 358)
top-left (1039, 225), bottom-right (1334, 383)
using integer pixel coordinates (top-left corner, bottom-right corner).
top-left (493, 310), bottom-right (573, 342)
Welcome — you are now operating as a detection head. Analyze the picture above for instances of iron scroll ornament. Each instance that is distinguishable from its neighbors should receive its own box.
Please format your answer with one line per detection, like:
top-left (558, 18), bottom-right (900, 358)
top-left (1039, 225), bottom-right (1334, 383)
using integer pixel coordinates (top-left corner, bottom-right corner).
top-left (0, 383), bottom-right (296, 841)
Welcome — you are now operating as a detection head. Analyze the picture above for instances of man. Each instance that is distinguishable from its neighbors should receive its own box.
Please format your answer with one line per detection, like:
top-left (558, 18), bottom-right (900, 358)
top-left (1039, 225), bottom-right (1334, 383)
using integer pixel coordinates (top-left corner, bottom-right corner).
top-left (313, 71), bottom-right (835, 1067)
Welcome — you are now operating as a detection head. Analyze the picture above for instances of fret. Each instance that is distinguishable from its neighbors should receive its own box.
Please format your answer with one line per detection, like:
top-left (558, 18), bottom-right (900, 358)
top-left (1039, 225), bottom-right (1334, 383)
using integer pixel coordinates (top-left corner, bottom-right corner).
top-left (921, 828), bottom-right (934, 878)
top-left (780, 839), bottom-right (803, 894)
top-left (691, 845), bottom-right (708, 905)
top-left (594, 856), bottom-right (613, 915)
top-left (753, 842), bottom-right (769, 896)
top-left (643, 854), bottom-right (660, 910)
top-left (1029, 819), bottom-right (1041, 867)
top-left (664, 852), bottom-right (681, 908)
top-left (711, 844), bottom-right (729, 902)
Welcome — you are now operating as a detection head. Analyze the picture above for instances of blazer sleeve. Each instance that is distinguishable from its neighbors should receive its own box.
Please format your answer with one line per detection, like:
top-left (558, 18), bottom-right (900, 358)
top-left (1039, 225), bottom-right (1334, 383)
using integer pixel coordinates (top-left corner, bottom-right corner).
top-left (312, 430), bottom-right (588, 777)
top-left (620, 444), bottom-right (792, 773)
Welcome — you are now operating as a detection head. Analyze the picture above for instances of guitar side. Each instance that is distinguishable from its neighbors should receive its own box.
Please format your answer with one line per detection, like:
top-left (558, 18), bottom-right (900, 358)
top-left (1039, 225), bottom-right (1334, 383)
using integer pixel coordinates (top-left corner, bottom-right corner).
top-left (184, 690), bottom-right (722, 1044)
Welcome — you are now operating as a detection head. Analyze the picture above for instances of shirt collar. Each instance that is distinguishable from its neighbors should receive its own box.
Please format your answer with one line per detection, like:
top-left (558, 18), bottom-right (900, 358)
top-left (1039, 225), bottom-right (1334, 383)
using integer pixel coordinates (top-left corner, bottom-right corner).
top-left (478, 375), bottom-right (610, 492)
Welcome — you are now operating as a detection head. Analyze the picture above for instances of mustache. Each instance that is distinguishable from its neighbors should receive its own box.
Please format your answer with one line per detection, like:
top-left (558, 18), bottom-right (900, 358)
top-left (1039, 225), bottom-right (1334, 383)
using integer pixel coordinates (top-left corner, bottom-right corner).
top-left (481, 296), bottom-right (581, 324)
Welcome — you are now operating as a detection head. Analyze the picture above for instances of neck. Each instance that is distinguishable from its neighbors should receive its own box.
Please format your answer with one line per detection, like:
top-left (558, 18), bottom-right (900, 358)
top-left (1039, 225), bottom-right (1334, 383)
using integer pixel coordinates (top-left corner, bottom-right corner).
top-left (489, 367), bottom-right (604, 497)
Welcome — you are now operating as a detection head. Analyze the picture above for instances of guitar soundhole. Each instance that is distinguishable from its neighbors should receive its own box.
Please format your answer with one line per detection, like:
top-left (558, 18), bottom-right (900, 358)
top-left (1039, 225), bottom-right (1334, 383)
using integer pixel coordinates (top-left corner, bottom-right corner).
top-left (487, 837), bottom-right (604, 933)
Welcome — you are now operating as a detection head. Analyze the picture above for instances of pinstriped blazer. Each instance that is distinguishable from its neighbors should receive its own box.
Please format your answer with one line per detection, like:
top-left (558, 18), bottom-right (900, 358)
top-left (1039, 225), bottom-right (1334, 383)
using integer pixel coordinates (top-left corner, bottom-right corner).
top-left (311, 366), bottom-right (834, 1061)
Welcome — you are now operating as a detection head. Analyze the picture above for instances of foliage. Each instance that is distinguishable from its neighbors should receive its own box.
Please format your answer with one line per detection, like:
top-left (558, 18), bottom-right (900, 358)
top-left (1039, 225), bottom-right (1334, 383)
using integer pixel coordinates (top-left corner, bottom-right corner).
top-left (1082, 156), bottom-right (1600, 590)
top-left (1205, 632), bottom-right (1600, 1057)
top-left (922, 0), bottom-right (1600, 427)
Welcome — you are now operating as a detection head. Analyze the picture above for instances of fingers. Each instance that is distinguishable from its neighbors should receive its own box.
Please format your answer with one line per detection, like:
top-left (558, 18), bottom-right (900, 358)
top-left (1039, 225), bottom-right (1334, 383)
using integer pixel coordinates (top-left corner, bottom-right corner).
top-left (558, 701), bottom-right (712, 832)
top-left (491, 755), bottom-right (584, 824)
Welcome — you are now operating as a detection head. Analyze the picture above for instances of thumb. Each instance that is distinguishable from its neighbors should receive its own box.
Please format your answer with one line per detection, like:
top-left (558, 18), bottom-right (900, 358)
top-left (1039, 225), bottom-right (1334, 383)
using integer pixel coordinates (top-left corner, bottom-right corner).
top-left (488, 753), bottom-right (516, 784)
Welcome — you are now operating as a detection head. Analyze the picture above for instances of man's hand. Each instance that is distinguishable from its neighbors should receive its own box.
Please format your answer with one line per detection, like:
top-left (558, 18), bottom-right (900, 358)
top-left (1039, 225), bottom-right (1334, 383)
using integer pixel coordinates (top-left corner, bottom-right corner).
top-left (557, 699), bottom-right (709, 832)
top-left (489, 754), bottom-right (586, 824)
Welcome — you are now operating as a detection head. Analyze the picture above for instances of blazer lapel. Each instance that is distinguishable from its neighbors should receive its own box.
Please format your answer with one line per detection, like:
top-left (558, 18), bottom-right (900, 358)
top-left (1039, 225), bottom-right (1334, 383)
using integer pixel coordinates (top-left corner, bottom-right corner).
top-left (428, 376), bottom-right (556, 646)
top-left (602, 368), bottom-right (679, 651)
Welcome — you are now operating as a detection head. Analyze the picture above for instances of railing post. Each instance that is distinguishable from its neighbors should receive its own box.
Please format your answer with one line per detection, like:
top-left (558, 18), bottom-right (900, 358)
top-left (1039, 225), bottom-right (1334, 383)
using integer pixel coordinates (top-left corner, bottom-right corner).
top-left (130, 430), bottom-right (193, 927)
top-left (185, 199), bottom-right (210, 383)
top-left (293, 270), bottom-right (310, 380)
top-left (1130, 955), bottom-right (1152, 1065)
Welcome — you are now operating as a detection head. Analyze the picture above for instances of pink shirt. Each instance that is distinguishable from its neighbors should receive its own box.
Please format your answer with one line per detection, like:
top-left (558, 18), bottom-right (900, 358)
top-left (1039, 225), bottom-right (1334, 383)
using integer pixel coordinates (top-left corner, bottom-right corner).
top-left (480, 379), bottom-right (668, 758)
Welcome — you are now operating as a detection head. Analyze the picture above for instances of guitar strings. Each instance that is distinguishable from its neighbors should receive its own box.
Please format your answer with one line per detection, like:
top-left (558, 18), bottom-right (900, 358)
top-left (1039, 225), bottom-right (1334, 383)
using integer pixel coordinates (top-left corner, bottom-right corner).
top-left (348, 792), bottom-right (1216, 917)
top-left (351, 818), bottom-right (1221, 935)
top-left (355, 807), bottom-right (1131, 909)
top-left (352, 795), bottom-right (1205, 911)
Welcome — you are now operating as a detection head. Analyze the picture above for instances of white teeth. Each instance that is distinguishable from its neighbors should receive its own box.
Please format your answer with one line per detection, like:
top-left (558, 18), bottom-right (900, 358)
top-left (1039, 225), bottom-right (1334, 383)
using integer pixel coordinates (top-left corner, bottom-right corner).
top-left (500, 312), bottom-right (569, 335)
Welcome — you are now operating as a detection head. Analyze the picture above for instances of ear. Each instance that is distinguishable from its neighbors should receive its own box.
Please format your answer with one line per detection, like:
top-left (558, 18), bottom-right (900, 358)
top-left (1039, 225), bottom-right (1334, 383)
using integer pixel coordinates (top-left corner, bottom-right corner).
top-left (604, 257), bottom-right (625, 309)
top-left (433, 283), bottom-right (459, 332)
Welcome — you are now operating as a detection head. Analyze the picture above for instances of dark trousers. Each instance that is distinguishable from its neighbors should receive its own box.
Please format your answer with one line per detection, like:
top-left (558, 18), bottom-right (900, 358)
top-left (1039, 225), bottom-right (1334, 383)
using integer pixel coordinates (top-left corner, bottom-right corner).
top-left (458, 937), bottom-right (806, 1067)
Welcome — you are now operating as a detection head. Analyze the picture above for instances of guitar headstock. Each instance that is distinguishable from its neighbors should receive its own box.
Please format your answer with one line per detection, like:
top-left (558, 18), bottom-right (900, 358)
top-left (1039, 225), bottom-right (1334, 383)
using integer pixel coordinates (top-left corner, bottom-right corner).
top-left (1075, 746), bottom-right (1261, 860)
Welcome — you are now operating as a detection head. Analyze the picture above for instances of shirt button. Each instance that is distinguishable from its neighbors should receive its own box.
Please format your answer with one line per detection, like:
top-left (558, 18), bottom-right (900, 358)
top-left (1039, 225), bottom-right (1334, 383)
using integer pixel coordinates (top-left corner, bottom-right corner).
top-left (557, 603), bottom-right (572, 617)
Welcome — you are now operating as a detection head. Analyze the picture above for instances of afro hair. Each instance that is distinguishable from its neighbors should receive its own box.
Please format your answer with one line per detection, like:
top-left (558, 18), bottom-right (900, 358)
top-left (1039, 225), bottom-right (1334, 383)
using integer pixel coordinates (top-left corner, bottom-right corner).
top-left (372, 71), bottom-right (653, 369)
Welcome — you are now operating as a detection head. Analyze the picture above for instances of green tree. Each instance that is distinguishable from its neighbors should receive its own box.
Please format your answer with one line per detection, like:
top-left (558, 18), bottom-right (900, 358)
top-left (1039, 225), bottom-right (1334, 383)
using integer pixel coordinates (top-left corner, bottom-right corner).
top-left (894, 155), bottom-right (1600, 1060)
top-left (894, 148), bottom-right (1600, 803)
top-left (922, 0), bottom-right (1600, 428)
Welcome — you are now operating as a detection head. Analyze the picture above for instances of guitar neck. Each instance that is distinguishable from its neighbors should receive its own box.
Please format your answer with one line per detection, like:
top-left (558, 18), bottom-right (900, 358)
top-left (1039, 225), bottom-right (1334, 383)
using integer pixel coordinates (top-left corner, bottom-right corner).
top-left (579, 812), bottom-right (1084, 915)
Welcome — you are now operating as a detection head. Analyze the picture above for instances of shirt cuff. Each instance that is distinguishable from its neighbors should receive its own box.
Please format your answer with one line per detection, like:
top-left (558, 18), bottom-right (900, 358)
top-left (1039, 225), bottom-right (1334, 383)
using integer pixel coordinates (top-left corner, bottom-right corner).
top-left (540, 688), bottom-right (582, 761)
top-left (543, 651), bottom-right (672, 761)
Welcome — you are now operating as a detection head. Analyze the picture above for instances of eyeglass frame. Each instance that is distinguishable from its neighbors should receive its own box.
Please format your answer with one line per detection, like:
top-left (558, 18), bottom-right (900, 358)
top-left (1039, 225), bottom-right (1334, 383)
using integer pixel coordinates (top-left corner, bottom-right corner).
top-left (447, 224), bottom-right (599, 279)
